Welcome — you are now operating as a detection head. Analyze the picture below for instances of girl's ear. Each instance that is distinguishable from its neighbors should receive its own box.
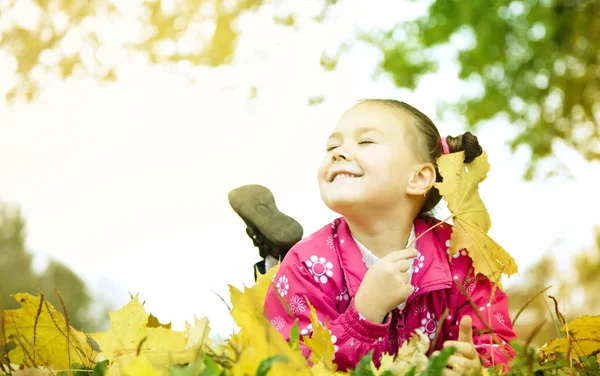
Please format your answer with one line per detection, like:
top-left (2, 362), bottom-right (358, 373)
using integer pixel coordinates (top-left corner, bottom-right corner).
top-left (406, 163), bottom-right (436, 196)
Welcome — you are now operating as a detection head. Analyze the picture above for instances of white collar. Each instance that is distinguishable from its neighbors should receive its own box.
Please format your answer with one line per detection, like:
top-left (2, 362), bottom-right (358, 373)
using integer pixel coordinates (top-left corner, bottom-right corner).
top-left (352, 225), bottom-right (416, 267)
top-left (351, 225), bottom-right (417, 310)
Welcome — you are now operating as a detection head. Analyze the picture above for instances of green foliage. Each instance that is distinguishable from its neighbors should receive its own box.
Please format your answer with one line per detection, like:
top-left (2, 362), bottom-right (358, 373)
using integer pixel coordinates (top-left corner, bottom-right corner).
top-left (352, 350), bottom-right (375, 376)
top-left (169, 354), bottom-right (224, 376)
top-left (288, 320), bottom-right (300, 351)
top-left (360, 0), bottom-right (600, 178)
top-left (56, 360), bottom-right (109, 376)
top-left (422, 346), bottom-right (455, 376)
top-left (93, 360), bottom-right (110, 376)
top-left (255, 355), bottom-right (288, 376)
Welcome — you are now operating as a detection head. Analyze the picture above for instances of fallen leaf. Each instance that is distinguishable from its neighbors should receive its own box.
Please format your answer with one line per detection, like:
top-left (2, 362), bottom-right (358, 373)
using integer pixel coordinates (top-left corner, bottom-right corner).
top-left (435, 151), bottom-right (518, 280)
top-left (229, 266), bottom-right (278, 319)
top-left (184, 316), bottom-right (212, 349)
top-left (228, 269), bottom-right (311, 376)
top-left (301, 299), bottom-right (336, 371)
top-left (12, 368), bottom-right (53, 376)
top-left (3, 293), bottom-right (95, 370)
top-left (310, 362), bottom-right (341, 375)
top-left (385, 329), bottom-right (430, 374)
top-left (168, 354), bottom-right (221, 376)
top-left (543, 315), bottom-right (600, 356)
top-left (90, 295), bottom-right (196, 373)
top-left (146, 314), bottom-right (171, 329)
top-left (372, 353), bottom-right (395, 375)
top-left (109, 354), bottom-right (162, 376)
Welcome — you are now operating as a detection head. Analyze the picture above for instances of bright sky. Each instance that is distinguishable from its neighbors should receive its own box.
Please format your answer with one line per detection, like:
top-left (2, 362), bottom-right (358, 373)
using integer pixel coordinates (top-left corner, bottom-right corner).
top-left (1, 0), bottom-right (599, 338)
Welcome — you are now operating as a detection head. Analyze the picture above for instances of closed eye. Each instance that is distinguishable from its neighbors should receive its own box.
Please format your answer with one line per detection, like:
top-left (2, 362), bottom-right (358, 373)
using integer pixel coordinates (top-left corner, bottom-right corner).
top-left (358, 140), bottom-right (375, 145)
top-left (326, 145), bottom-right (339, 152)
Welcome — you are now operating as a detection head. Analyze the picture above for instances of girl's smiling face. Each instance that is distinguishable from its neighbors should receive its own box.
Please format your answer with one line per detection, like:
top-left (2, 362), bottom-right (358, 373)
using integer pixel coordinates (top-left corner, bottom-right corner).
top-left (318, 102), bottom-right (426, 216)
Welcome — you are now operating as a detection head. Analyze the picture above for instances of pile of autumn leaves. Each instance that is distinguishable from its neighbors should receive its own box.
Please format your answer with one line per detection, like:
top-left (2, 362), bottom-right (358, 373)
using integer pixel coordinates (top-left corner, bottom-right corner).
top-left (1, 152), bottom-right (599, 375)
top-left (1, 272), bottom-right (600, 376)
top-left (3, 267), bottom-right (429, 376)
top-left (0, 265), bottom-right (324, 376)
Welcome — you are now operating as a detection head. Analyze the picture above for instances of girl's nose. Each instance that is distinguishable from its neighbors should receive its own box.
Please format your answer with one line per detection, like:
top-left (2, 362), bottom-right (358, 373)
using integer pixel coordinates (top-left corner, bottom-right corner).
top-left (332, 148), bottom-right (350, 162)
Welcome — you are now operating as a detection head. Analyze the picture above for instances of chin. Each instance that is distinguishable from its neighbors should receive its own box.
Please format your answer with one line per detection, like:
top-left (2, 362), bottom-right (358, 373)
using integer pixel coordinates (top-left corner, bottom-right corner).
top-left (320, 188), bottom-right (366, 216)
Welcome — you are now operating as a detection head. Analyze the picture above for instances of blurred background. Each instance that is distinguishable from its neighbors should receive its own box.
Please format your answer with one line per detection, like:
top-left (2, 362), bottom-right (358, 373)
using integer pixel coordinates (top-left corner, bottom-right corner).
top-left (0, 0), bottom-right (599, 347)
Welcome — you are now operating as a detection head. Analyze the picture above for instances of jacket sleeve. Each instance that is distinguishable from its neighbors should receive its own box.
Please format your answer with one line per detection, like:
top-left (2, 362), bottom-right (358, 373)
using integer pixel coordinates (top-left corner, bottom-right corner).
top-left (263, 251), bottom-right (390, 372)
top-left (450, 271), bottom-right (516, 369)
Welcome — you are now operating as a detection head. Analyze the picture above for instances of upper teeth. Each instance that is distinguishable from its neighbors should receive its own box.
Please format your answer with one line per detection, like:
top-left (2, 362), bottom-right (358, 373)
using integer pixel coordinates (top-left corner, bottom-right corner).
top-left (333, 173), bottom-right (356, 181)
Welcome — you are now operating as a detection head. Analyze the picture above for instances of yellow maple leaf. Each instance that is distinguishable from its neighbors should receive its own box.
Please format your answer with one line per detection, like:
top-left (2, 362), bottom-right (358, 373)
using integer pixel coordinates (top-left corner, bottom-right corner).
top-left (228, 278), bottom-right (311, 376)
top-left (376, 329), bottom-right (430, 375)
top-left (2, 293), bottom-right (96, 370)
top-left (109, 354), bottom-right (163, 376)
top-left (256, 264), bottom-right (280, 301)
top-left (301, 299), bottom-right (336, 371)
top-left (435, 151), bottom-right (518, 280)
top-left (90, 295), bottom-right (196, 373)
top-left (310, 362), bottom-right (342, 375)
top-left (146, 314), bottom-right (171, 329)
top-left (185, 315), bottom-right (212, 349)
top-left (230, 265), bottom-right (279, 320)
top-left (543, 315), bottom-right (600, 356)
top-left (12, 367), bottom-right (54, 375)
top-left (373, 353), bottom-right (396, 375)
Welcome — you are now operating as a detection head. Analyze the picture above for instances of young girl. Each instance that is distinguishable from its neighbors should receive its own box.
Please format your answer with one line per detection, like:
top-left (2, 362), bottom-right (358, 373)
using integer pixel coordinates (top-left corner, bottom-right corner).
top-left (263, 99), bottom-right (516, 373)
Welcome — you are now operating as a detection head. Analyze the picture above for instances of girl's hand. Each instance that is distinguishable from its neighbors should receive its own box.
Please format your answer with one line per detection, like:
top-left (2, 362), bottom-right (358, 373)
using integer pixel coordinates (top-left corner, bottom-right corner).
top-left (354, 248), bottom-right (418, 323)
top-left (434, 315), bottom-right (482, 376)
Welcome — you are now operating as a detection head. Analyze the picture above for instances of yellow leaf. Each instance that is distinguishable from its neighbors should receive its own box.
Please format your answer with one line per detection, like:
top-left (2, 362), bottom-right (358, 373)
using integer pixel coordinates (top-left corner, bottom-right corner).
top-left (185, 315), bottom-right (212, 349)
top-left (372, 330), bottom-right (430, 374)
top-left (435, 151), bottom-right (518, 280)
top-left (256, 264), bottom-right (280, 304)
top-left (228, 281), bottom-right (311, 376)
top-left (372, 353), bottom-right (395, 375)
top-left (146, 314), bottom-right (171, 329)
top-left (387, 329), bottom-right (430, 374)
top-left (302, 299), bottom-right (336, 371)
top-left (231, 265), bottom-right (279, 319)
top-left (543, 315), bottom-right (600, 356)
top-left (12, 368), bottom-right (54, 376)
top-left (90, 295), bottom-right (194, 373)
top-left (108, 348), bottom-right (199, 376)
top-left (109, 354), bottom-right (163, 376)
top-left (310, 362), bottom-right (340, 375)
top-left (3, 293), bottom-right (95, 370)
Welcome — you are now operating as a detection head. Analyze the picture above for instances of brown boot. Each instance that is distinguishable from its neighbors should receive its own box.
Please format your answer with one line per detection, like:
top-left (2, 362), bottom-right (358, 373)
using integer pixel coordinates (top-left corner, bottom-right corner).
top-left (228, 184), bottom-right (303, 262)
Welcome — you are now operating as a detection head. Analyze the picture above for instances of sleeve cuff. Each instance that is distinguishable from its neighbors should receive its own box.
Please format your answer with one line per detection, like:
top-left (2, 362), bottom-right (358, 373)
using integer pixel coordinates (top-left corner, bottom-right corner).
top-left (339, 299), bottom-right (390, 343)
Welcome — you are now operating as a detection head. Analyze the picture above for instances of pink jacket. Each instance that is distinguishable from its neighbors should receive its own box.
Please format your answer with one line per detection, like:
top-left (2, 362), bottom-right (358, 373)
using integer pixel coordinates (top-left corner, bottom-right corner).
top-left (264, 217), bottom-right (516, 371)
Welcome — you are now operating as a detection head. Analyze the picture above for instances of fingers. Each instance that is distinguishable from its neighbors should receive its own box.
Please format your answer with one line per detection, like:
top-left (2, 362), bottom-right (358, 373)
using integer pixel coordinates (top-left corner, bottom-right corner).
top-left (399, 272), bottom-right (409, 284)
top-left (396, 259), bottom-right (411, 273)
top-left (433, 351), bottom-right (481, 376)
top-left (385, 248), bottom-right (418, 263)
top-left (431, 352), bottom-right (461, 376)
top-left (446, 354), bottom-right (471, 370)
top-left (444, 341), bottom-right (478, 359)
top-left (457, 315), bottom-right (474, 344)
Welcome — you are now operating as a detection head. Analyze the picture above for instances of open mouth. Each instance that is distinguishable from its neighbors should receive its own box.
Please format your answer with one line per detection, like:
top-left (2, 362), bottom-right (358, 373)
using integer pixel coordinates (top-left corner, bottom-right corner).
top-left (331, 173), bottom-right (361, 182)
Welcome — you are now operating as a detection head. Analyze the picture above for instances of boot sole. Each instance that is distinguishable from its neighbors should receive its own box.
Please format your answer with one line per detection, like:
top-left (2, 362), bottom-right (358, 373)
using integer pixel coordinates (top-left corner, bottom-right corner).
top-left (228, 184), bottom-right (303, 249)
